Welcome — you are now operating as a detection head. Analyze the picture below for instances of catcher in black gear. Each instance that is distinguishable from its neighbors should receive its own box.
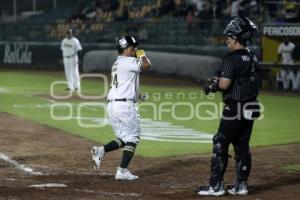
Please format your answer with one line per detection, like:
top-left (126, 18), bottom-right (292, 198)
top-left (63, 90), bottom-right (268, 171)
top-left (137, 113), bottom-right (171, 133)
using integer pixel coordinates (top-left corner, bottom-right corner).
top-left (198, 16), bottom-right (260, 196)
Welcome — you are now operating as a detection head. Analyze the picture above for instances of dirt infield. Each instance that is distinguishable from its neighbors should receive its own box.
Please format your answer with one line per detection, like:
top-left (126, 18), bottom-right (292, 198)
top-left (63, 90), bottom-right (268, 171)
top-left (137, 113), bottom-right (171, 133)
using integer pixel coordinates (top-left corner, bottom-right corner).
top-left (0, 112), bottom-right (299, 200)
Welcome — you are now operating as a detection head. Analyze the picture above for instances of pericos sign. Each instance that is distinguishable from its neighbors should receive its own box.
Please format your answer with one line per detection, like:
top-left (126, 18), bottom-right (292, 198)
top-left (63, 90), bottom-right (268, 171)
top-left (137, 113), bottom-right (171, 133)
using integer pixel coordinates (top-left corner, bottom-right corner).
top-left (3, 43), bottom-right (32, 64)
top-left (263, 24), bottom-right (300, 37)
top-left (263, 25), bottom-right (300, 36)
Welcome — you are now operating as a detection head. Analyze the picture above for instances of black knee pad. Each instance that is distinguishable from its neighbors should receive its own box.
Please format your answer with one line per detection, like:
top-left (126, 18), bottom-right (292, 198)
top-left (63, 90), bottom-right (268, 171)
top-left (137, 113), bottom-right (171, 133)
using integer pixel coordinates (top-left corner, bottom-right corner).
top-left (212, 133), bottom-right (228, 157)
top-left (234, 145), bottom-right (251, 168)
top-left (236, 151), bottom-right (251, 163)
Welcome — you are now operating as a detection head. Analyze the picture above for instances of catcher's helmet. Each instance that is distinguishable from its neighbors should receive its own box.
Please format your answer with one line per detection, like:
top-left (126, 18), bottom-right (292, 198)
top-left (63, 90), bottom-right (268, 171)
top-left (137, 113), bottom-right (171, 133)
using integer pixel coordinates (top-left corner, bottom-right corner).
top-left (116, 35), bottom-right (139, 51)
top-left (224, 16), bottom-right (257, 45)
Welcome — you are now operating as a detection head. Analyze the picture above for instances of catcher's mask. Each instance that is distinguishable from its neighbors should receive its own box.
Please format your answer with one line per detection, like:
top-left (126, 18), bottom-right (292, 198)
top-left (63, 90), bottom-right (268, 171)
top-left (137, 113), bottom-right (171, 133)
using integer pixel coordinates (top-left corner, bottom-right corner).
top-left (223, 16), bottom-right (257, 46)
top-left (116, 35), bottom-right (139, 52)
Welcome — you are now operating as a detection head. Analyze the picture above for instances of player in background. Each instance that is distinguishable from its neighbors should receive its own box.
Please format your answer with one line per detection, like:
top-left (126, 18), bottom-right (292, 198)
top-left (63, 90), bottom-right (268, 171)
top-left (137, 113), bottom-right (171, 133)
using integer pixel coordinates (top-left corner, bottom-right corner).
top-left (277, 38), bottom-right (295, 65)
top-left (60, 29), bottom-right (82, 92)
top-left (91, 35), bottom-right (151, 180)
top-left (276, 38), bottom-right (296, 90)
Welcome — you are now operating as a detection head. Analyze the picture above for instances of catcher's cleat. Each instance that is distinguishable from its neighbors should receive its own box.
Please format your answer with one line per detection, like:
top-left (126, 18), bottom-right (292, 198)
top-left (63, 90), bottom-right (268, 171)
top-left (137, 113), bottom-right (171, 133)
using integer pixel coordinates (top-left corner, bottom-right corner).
top-left (227, 182), bottom-right (248, 195)
top-left (91, 146), bottom-right (105, 170)
top-left (115, 167), bottom-right (139, 181)
top-left (197, 182), bottom-right (225, 196)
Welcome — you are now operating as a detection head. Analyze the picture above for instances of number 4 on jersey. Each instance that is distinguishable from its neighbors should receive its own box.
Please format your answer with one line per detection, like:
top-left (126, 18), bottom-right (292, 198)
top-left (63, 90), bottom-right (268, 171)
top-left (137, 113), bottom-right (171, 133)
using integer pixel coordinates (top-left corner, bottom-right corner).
top-left (111, 65), bottom-right (118, 88)
top-left (112, 73), bottom-right (118, 88)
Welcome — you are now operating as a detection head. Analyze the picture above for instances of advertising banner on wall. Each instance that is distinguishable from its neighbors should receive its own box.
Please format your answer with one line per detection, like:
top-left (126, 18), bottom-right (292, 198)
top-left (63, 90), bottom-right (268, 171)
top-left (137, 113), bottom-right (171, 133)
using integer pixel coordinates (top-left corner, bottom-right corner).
top-left (262, 24), bottom-right (300, 91)
top-left (2, 43), bottom-right (32, 64)
top-left (262, 24), bottom-right (300, 62)
top-left (0, 42), bottom-right (61, 69)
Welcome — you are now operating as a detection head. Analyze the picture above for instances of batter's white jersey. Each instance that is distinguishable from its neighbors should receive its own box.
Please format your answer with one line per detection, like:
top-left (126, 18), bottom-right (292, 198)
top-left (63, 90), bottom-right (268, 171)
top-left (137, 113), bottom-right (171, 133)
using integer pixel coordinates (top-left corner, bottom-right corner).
top-left (107, 55), bottom-right (142, 144)
top-left (60, 37), bottom-right (82, 91)
top-left (278, 42), bottom-right (295, 64)
top-left (107, 56), bottom-right (142, 101)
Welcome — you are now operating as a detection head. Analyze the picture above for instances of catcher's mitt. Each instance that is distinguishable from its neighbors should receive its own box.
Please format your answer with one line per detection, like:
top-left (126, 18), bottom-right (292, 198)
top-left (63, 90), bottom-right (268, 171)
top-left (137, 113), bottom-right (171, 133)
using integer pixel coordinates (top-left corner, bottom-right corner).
top-left (204, 77), bottom-right (219, 95)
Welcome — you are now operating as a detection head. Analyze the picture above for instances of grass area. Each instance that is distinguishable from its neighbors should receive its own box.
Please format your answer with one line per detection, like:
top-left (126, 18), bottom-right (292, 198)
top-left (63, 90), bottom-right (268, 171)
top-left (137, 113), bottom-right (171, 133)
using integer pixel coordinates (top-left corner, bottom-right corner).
top-left (0, 70), bottom-right (300, 157)
top-left (283, 164), bottom-right (300, 172)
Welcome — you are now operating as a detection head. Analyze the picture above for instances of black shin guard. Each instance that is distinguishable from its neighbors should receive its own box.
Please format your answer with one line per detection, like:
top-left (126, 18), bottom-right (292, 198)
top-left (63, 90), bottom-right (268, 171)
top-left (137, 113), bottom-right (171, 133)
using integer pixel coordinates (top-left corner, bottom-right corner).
top-left (210, 153), bottom-right (228, 187)
top-left (209, 134), bottom-right (229, 188)
top-left (120, 142), bottom-right (137, 169)
top-left (234, 152), bottom-right (252, 187)
top-left (104, 138), bottom-right (125, 153)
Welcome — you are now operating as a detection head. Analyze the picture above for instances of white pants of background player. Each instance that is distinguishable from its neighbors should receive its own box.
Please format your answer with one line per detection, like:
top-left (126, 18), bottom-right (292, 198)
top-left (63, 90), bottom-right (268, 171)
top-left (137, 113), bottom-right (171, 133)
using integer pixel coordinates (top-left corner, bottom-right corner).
top-left (107, 101), bottom-right (141, 144)
top-left (63, 55), bottom-right (80, 91)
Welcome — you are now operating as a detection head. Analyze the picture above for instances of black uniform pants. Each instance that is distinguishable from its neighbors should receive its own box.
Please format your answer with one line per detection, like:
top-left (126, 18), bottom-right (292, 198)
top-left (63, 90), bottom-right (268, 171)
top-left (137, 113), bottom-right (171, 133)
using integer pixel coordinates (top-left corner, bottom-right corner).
top-left (209, 100), bottom-right (258, 187)
top-left (219, 101), bottom-right (254, 154)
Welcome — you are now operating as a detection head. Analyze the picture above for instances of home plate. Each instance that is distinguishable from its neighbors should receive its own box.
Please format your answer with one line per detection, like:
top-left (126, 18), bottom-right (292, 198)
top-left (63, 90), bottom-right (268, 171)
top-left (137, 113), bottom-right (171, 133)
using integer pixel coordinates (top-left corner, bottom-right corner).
top-left (29, 183), bottom-right (67, 188)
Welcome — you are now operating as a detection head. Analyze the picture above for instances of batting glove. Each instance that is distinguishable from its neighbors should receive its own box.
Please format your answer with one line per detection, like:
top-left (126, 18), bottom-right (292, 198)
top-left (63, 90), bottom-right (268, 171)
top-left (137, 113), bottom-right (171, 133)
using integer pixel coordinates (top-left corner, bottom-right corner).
top-left (136, 49), bottom-right (146, 59)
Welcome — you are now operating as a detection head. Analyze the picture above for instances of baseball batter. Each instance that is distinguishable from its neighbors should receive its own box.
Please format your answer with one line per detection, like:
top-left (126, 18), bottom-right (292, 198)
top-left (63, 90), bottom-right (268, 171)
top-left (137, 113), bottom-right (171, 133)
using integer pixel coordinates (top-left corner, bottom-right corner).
top-left (91, 35), bottom-right (151, 180)
top-left (60, 29), bottom-right (82, 91)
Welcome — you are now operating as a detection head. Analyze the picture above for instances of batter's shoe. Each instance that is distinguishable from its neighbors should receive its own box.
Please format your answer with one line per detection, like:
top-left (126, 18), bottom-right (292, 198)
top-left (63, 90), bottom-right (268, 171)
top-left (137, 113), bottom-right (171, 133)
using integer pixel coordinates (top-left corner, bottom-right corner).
top-left (115, 167), bottom-right (139, 180)
top-left (91, 146), bottom-right (105, 170)
top-left (227, 182), bottom-right (248, 195)
top-left (197, 182), bottom-right (225, 196)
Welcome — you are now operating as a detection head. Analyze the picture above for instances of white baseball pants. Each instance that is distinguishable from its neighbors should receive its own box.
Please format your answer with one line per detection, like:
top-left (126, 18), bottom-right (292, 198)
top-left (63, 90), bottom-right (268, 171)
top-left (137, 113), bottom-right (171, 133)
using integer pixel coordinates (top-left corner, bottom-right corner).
top-left (107, 101), bottom-right (141, 144)
top-left (63, 55), bottom-right (80, 91)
